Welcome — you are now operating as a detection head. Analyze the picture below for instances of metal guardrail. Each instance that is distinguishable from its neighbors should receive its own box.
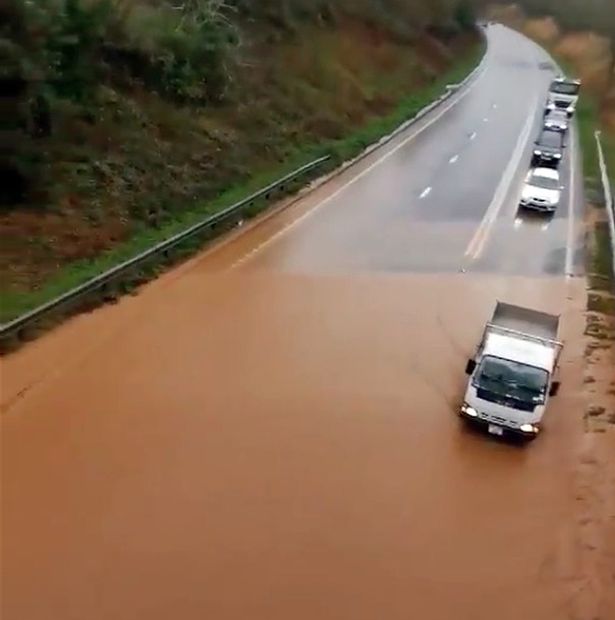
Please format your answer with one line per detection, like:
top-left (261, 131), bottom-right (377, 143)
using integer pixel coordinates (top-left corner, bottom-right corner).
top-left (0, 44), bottom-right (488, 345)
top-left (0, 156), bottom-right (329, 341)
top-left (595, 130), bottom-right (615, 284)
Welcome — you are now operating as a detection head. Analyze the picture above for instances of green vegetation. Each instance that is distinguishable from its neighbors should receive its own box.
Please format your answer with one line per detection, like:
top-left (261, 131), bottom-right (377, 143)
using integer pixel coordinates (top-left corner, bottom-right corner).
top-left (572, 88), bottom-right (615, 197)
top-left (575, 97), bottom-right (601, 184)
top-left (561, 73), bottom-right (614, 293)
top-left (0, 0), bottom-right (481, 323)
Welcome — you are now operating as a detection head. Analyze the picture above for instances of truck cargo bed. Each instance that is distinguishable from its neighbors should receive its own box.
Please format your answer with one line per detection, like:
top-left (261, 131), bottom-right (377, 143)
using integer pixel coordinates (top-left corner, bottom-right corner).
top-left (490, 302), bottom-right (560, 342)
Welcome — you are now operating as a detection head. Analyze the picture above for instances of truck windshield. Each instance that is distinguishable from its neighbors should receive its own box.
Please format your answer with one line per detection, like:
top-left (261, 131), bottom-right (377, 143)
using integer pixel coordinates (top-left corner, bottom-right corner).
top-left (550, 81), bottom-right (580, 96)
top-left (474, 356), bottom-right (548, 405)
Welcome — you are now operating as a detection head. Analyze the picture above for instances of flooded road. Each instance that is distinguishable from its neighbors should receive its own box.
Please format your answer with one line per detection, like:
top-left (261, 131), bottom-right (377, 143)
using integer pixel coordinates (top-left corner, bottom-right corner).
top-left (1, 26), bottom-right (602, 620)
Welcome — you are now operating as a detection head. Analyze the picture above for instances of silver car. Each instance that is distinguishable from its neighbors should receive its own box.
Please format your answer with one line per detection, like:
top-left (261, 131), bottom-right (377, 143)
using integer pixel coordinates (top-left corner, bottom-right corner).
top-left (520, 167), bottom-right (563, 212)
top-left (544, 110), bottom-right (569, 132)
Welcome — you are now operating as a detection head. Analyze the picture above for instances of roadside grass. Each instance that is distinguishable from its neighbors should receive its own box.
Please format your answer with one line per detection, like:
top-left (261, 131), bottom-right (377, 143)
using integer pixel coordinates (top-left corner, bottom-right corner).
top-left (0, 41), bottom-right (484, 327)
top-left (575, 97), bottom-right (602, 186)
top-left (575, 96), bottom-right (615, 188)
top-left (576, 98), bottom-right (615, 297)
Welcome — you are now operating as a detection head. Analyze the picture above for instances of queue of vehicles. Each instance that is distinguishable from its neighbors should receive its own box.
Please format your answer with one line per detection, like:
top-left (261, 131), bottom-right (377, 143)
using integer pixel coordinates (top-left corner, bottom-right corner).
top-left (459, 76), bottom-right (580, 442)
top-left (520, 77), bottom-right (580, 213)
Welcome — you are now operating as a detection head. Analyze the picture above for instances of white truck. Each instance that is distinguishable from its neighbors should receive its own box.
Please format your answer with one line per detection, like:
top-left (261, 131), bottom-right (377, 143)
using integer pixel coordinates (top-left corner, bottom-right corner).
top-left (460, 302), bottom-right (563, 441)
top-left (545, 77), bottom-right (581, 118)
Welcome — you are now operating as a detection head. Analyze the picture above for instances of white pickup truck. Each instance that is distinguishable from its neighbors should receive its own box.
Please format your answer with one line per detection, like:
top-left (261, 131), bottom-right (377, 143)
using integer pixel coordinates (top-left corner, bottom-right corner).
top-left (545, 77), bottom-right (581, 118)
top-left (460, 302), bottom-right (563, 441)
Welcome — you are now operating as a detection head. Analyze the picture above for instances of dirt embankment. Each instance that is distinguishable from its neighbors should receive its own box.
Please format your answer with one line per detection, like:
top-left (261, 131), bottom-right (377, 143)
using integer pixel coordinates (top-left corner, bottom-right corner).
top-left (535, 22), bottom-right (613, 102)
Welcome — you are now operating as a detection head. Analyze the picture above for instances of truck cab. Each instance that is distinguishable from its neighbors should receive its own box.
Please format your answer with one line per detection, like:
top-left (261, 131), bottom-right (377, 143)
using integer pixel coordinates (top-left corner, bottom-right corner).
top-left (460, 302), bottom-right (563, 440)
top-left (545, 77), bottom-right (581, 118)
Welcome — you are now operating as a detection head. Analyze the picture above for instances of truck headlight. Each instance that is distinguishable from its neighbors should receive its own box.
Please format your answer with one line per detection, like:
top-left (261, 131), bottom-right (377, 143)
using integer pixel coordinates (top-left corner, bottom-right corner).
top-left (461, 403), bottom-right (478, 417)
top-left (534, 150), bottom-right (541, 155)
top-left (520, 423), bottom-right (538, 433)
top-left (554, 153), bottom-right (562, 159)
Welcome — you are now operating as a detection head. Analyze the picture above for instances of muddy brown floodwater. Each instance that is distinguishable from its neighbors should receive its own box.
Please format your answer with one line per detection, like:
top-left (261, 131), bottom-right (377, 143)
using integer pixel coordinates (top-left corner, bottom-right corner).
top-left (1, 264), bottom-right (600, 620)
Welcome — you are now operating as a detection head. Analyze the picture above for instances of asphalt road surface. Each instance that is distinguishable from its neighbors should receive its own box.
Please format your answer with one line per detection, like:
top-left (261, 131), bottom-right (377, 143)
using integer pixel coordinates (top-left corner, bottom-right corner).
top-left (2, 26), bottom-right (602, 620)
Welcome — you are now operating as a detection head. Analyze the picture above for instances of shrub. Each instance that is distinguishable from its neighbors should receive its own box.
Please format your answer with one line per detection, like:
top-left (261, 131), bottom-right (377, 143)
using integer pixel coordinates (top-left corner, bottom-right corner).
top-left (108, 0), bottom-right (239, 103)
top-left (455, 1), bottom-right (476, 30)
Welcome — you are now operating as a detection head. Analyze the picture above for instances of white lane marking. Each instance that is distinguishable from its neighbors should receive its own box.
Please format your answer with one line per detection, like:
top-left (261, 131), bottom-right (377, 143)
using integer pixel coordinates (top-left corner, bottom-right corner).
top-left (231, 62), bottom-right (490, 268)
top-left (464, 95), bottom-right (539, 261)
top-left (449, 154), bottom-right (459, 164)
top-left (541, 222), bottom-right (549, 232)
top-left (420, 186), bottom-right (432, 199)
top-left (469, 132), bottom-right (477, 141)
top-left (483, 117), bottom-right (489, 122)
top-left (565, 128), bottom-right (577, 278)
top-left (492, 103), bottom-right (498, 109)
top-left (514, 217), bottom-right (522, 229)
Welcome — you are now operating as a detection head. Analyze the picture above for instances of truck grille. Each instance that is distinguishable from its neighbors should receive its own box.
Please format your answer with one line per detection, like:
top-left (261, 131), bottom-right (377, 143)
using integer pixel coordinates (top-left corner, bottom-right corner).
top-left (476, 388), bottom-right (536, 413)
top-left (479, 413), bottom-right (511, 426)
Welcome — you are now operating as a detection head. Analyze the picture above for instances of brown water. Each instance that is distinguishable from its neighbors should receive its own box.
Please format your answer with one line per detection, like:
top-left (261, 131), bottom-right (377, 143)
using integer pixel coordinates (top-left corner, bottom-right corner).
top-left (1, 264), bottom-right (592, 620)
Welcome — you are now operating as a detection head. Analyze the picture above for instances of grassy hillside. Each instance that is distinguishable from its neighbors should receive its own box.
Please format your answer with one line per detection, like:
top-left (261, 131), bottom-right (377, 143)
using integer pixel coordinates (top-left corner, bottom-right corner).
top-left (0, 0), bottom-right (479, 321)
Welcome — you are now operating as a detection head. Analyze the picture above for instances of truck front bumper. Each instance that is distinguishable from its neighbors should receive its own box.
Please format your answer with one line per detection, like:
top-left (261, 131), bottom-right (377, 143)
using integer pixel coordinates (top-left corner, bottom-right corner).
top-left (520, 199), bottom-right (557, 212)
top-left (459, 403), bottom-right (540, 439)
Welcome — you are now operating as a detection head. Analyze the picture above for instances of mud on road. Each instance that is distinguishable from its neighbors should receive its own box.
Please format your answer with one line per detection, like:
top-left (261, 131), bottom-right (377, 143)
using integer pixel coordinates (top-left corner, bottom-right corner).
top-left (2, 269), bottom-right (606, 620)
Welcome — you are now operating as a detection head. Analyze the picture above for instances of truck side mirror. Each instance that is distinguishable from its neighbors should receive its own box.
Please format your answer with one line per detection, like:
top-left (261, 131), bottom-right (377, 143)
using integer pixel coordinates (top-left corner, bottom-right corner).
top-left (465, 359), bottom-right (476, 375)
top-left (549, 381), bottom-right (560, 397)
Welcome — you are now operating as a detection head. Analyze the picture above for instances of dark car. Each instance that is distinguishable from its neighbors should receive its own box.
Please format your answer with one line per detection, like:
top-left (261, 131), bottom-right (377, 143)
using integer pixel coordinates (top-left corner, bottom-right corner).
top-left (531, 129), bottom-right (565, 167)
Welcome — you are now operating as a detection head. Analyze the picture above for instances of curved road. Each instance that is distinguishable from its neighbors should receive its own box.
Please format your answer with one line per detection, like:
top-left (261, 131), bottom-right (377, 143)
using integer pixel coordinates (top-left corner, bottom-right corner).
top-left (2, 26), bottom-right (598, 620)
